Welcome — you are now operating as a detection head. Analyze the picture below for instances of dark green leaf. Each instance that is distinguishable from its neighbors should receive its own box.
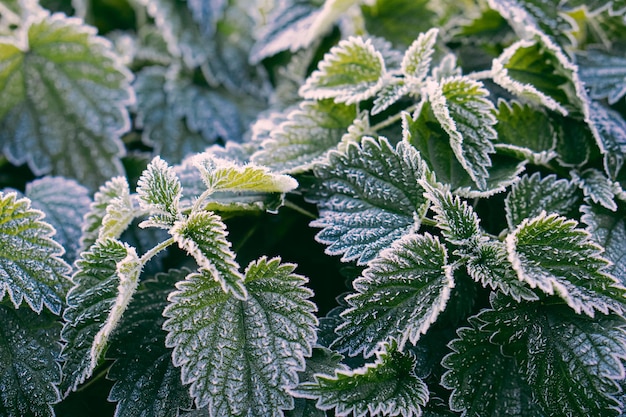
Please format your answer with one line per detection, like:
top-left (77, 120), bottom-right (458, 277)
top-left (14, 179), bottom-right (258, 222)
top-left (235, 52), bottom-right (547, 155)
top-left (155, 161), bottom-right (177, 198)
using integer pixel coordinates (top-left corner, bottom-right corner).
top-left (581, 205), bottom-right (626, 285)
top-left (577, 50), bottom-right (626, 105)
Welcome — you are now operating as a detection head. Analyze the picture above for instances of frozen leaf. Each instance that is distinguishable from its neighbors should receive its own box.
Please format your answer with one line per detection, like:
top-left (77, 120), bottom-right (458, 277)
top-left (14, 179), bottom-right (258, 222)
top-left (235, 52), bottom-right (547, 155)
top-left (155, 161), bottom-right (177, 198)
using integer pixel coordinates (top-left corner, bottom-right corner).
top-left (163, 256), bottom-right (317, 415)
top-left (186, 0), bottom-right (225, 35)
top-left (0, 12), bottom-right (132, 190)
top-left (309, 137), bottom-right (431, 265)
top-left (0, 192), bottom-right (71, 314)
top-left (299, 36), bottom-right (386, 104)
top-left (371, 77), bottom-right (408, 115)
top-left (401, 28), bottom-right (438, 84)
top-left (251, 100), bottom-right (356, 173)
top-left (506, 211), bottom-right (626, 316)
top-left (137, 156), bottom-right (183, 229)
top-left (577, 50), bottom-right (626, 105)
top-left (0, 303), bottom-right (62, 417)
top-left (107, 268), bottom-right (192, 417)
top-left (306, 0), bottom-right (358, 44)
top-left (427, 76), bottom-right (497, 190)
top-left (582, 205), bottom-right (626, 284)
top-left (25, 176), bottom-right (91, 264)
top-left (554, 115), bottom-right (593, 167)
top-left (587, 101), bottom-right (626, 179)
top-left (572, 168), bottom-right (618, 212)
top-left (293, 342), bottom-right (428, 417)
top-left (80, 176), bottom-right (134, 252)
top-left (335, 233), bottom-right (453, 358)
top-left (504, 173), bottom-right (580, 229)
top-left (170, 211), bottom-right (246, 300)
top-left (61, 238), bottom-right (140, 395)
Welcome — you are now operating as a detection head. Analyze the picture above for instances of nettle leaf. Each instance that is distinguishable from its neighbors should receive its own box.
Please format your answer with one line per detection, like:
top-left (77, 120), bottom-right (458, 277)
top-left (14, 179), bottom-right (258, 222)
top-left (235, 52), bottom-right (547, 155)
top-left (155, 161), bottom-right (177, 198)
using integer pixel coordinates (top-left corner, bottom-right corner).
top-left (506, 211), bottom-right (626, 316)
top-left (572, 168), bottom-right (618, 212)
top-left (107, 268), bottom-right (192, 417)
top-left (170, 211), bottom-right (246, 300)
top-left (299, 36), bottom-right (386, 104)
top-left (163, 256), bottom-right (317, 415)
top-left (504, 173), bottom-right (580, 229)
top-left (495, 100), bottom-right (557, 165)
top-left (588, 101), bottom-right (626, 179)
top-left (0, 12), bottom-right (132, 189)
top-left (80, 176), bottom-right (133, 252)
top-left (582, 205), bottom-right (626, 284)
top-left (371, 77), bottom-right (408, 116)
top-left (335, 233), bottom-right (453, 358)
top-left (251, 100), bottom-right (356, 173)
top-left (554, 115), bottom-right (593, 167)
top-left (0, 303), bottom-right (63, 417)
top-left (25, 176), bottom-right (91, 264)
top-left (427, 76), bottom-right (497, 190)
top-left (293, 342), bottom-right (428, 417)
top-left (577, 50), bottom-right (626, 105)
top-left (401, 28), bottom-right (438, 85)
top-left (309, 137), bottom-right (431, 265)
top-left (0, 192), bottom-right (71, 314)
top-left (61, 238), bottom-right (140, 395)
top-left (186, 0), bottom-right (225, 35)
top-left (482, 296), bottom-right (626, 417)
top-left (137, 156), bottom-right (182, 229)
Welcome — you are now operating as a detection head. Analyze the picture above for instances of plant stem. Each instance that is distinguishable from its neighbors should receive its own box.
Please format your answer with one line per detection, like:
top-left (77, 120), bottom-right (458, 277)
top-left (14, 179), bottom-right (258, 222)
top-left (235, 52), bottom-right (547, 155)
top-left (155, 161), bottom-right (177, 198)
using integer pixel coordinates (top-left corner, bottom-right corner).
top-left (466, 70), bottom-right (493, 80)
top-left (140, 236), bottom-right (175, 265)
top-left (284, 200), bottom-right (317, 219)
top-left (74, 367), bottom-right (109, 393)
top-left (371, 103), bottom-right (419, 132)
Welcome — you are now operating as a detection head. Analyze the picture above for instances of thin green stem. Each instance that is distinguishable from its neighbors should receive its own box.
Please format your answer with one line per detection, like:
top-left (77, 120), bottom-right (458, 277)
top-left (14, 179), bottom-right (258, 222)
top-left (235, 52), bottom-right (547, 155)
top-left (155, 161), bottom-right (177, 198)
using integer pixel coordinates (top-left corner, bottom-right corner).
top-left (420, 216), bottom-right (438, 228)
top-left (233, 223), bottom-right (260, 252)
top-left (370, 103), bottom-right (419, 132)
top-left (74, 366), bottom-right (109, 393)
top-left (466, 70), bottom-right (493, 81)
top-left (284, 200), bottom-right (317, 219)
top-left (140, 236), bottom-right (175, 265)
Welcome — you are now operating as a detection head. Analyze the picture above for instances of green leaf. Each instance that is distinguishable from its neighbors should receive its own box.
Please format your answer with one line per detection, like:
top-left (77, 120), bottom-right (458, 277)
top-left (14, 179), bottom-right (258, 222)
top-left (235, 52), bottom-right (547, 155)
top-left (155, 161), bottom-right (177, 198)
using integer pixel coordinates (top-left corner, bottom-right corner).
top-left (0, 12), bottom-right (132, 189)
top-left (504, 173), bottom-right (580, 229)
top-left (25, 176), bottom-right (91, 264)
top-left (299, 36), bottom-right (386, 104)
top-left (309, 137), bottom-right (431, 265)
top-left (427, 76), bottom-right (497, 190)
top-left (335, 233), bottom-right (453, 358)
top-left (306, 0), bottom-right (359, 45)
top-left (587, 101), bottom-right (626, 179)
top-left (581, 205), bottom-right (626, 285)
top-left (61, 238), bottom-right (140, 395)
top-left (572, 168), bottom-right (618, 212)
top-left (186, 0), bottom-right (225, 35)
top-left (577, 50), bottom-right (626, 105)
top-left (163, 256), bottom-right (317, 415)
top-left (401, 28), bottom-right (438, 84)
top-left (0, 303), bottom-right (62, 417)
top-left (170, 211), bottom-right (246, 300)
top-left (137, 156), bottom-right (183, 229)
top-left (506, 211), bottom-right (626, 316)
top-left (0, 191), bottom-right (71, 314)
top-left (107, 268), bottom-right (192, 417)
top-left (292, 342), bottom-right (428, 417)
top-left (371, 77), bottom-right (408, 115)
top-left (251, 100), bottom-right (356, 173)
top-left (554, 115), bottom-right (593, 167)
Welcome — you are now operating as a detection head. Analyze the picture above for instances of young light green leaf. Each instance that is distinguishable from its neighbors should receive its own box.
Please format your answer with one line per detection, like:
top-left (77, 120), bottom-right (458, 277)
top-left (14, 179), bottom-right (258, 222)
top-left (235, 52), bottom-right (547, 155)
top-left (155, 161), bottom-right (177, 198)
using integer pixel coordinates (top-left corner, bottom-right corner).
top-left (504, 173), bottom-right (580, 229)
top-left (107, 268), bottom-right (193, 417)
top-left (427, 76), bottom-right (497, 190)
top-left (309, 137), bottom-right (431, 265)
top-left (292, 342), bottom-right (428, 417)
top-left (299, 36), bottom-right (386, 104)
top-left (572, 168), bottom-right (618, 212)
top-left (61, 238), bottom-right (139, 395)
top-left (170, 211), bottom-right (246, 300)
top-left (0, 191), bottom-right (71, 314)
top-left (401, 28), bottom-right (438, 84)
top-left (137, 156), bottom-right (182, 229)
top-left (587, 101), bottom-right (626, 179)
top-left (251, 100), bottom-right (356, 173)
top-left (506, 212), bottom-right (626, 316)
top-left (25, 176), bottom-right (91, 264)
top-left (581, 205), bottom-right (626, 284)
top-left (0, 303), bottom-right (63, 417)
top-left (577, 50), bottom-right (626, 105)
top-left (163, 256), bottom-right (317, 416)
top-left (0, 12), bottom-right (132, 190)
top-left (335, 233), bottom-right (453, 358)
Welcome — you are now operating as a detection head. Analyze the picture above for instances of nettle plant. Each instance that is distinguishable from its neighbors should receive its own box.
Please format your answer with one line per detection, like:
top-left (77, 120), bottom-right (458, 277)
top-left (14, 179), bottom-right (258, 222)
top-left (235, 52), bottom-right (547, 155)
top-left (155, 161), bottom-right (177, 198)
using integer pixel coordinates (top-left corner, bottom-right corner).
top-left (1, 0), bottom-right (626, 416)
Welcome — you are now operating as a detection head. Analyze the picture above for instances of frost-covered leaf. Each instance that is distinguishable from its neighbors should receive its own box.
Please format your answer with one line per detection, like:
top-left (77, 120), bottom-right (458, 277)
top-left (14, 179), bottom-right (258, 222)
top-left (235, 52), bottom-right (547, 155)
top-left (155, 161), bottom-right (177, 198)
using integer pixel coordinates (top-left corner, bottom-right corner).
top-left (335, 233), bottom-right (453, 358)
top-left (163, 256), bottom-right (317, 415)
top-left (427, 76), bottom-right (497, 190)
top-left (465, 241), bottom-right (539, 302)
top-left (0, 192), bottom-right (71, 314)
top-left (582, 205), bottom-right (626, 285)
top-left (401, 28), bottom-right (438, 84)
top-left (309, 137), bottom-right (431, 265)
top-left (587, 101), bottom-right (626, 179)
top-left (495, 100), bottom-right (557, 165)
top-left (371, 77), bottom-right (408, 115)
top-left (299, 36), bottom-right (386, 104)
top-left (554, 115), bottom-right (593, 167)
top-left (0, 302), bottom-right (63, 417)
top-left (251, 100), bottom-right (356, 173)
top-left (186, 0), bottom-right (225, 35)
top-left (293, 342), bottom-right (428, 417)
top-left (482, 296), bottom-right (626, 417)
top-left (506, 212), bottom-right (626, 316)
top-left (137, 156), bottom-right (182, 229)
top-left (572, 168), bottom-right (618, 212)
top-left (577, 50), bottom-right (626, 105)
top-left (0, 12), bottom-right (132, 189)
top-left (504, 173), bottom-right (579, 229)
top-left (25, 176), bottom-right (91, 264)
top-left (306, 0), bottom-right (358, 44)
top-left (442, 317), bottom-right (543, 417)
top-left (170, 211), bottom-right (246, 300)
top-left (107, 268), bottom-right (192, 417)
top-left (61, 238), bottom-right (139, 395)
top-left (80, 176), bottom-right (133, 252)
